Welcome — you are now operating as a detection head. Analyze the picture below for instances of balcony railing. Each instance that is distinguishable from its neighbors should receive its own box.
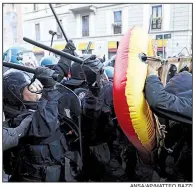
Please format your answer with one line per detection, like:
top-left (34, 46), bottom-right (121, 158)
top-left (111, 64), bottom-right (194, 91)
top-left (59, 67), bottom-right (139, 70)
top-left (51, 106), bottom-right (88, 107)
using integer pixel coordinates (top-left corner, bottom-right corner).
top-left (152, 17), bottom-right (162, 29)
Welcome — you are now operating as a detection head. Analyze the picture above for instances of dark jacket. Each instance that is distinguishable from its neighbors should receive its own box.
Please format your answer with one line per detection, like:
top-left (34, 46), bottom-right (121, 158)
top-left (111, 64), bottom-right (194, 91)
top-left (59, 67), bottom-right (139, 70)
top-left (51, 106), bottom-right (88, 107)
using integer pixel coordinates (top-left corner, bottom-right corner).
top-left (82, 82), bottom-right (136, 181)
top-left (145, 71), bottom-right (192, 182)
top-left (145, 72), bottom-right (192, 123)
top-left (9, 87), bottom-right (82, 182)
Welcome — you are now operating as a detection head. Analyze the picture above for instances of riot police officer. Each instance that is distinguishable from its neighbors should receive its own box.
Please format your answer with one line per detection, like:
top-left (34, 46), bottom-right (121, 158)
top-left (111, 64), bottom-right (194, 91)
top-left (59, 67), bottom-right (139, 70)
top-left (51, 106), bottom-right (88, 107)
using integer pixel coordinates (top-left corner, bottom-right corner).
top-left (2, 69), bottom-right (83, 181)
top-left (3, 52), bottom-right (107, 182)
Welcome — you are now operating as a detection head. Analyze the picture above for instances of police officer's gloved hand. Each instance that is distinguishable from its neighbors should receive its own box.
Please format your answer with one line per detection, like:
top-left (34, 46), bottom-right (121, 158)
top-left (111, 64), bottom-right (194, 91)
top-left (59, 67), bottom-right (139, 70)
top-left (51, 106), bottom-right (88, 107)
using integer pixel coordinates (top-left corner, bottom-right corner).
top-left (55, 40), bottom-right (76, 80)
top-left (82, 55), bottom-right (104, 96)
top-left (54, 59), bottom-right (70, 81)
top-left (63, 40), bottom-right (76, 56)
top-left (34, 67), bottom-right (56, 88)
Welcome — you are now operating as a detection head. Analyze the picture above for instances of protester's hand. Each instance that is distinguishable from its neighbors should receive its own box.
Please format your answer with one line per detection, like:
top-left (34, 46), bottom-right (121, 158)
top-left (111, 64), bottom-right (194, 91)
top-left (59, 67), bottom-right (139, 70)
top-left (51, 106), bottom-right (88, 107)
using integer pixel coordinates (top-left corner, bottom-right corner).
top-left (147, 56), bottom-right (162, 77)
top-left (82, 55), bottom-right (104, 86)
top-left (34, 67), bottom-right (56, 88)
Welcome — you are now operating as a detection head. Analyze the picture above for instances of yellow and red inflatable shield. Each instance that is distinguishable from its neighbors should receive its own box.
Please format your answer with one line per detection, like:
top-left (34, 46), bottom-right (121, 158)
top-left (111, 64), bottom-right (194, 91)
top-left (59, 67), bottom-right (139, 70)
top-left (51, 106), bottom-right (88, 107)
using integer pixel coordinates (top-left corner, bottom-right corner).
top-left (113, 27), bottom-right (156, 163)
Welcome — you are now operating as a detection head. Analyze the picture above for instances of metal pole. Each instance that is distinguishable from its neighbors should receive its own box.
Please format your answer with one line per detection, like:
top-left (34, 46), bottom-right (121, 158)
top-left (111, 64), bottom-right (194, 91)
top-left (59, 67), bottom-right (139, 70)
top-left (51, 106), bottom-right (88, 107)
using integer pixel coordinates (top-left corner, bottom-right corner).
top-left (49, 4), bottom-right (68, 42)
top-left (49, 35), bottom-right (55, 55)
top-left (84, 41), bottom-right (92, 54)
top-left (162, 34), bottom-right (164, 58)
top-left (23, 37), bottom-right (83, 64)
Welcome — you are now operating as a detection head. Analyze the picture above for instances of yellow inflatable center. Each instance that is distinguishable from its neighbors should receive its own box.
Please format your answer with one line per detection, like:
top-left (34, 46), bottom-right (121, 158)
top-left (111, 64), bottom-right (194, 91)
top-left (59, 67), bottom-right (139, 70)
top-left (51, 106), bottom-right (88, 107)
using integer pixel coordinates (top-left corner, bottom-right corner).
top-left (113, 27), bottom-right (156, 163)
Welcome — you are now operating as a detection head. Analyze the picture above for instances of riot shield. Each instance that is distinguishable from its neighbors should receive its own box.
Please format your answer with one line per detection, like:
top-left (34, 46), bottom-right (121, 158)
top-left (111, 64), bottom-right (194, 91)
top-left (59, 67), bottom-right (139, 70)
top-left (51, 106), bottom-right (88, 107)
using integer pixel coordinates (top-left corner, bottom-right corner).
top-left (56, 83), bottom-right (83, 160)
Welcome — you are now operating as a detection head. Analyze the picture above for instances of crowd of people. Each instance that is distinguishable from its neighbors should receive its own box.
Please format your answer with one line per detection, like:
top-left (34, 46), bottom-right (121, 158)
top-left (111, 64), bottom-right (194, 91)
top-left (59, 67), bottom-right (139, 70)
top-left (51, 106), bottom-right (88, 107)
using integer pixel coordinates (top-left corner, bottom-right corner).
top-left (3, 41), bottom-right (192, 182)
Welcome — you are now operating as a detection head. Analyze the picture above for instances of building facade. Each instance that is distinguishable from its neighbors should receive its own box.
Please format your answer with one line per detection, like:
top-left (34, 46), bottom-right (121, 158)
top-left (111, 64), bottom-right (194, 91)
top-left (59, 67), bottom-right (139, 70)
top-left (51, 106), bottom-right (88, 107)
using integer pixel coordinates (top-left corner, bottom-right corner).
top-left (149, 4), bottom-right (192, 58)
top-left (3, 4), bottom-right (24, 51)
top-left (21, 3), bottom-right (192, 60)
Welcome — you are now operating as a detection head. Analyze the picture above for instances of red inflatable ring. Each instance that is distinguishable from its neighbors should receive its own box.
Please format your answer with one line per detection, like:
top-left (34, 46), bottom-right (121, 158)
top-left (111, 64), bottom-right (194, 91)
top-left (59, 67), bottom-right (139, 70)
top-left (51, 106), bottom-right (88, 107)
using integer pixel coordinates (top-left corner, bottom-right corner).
top-left (113, 27), bottom-right (156, 163)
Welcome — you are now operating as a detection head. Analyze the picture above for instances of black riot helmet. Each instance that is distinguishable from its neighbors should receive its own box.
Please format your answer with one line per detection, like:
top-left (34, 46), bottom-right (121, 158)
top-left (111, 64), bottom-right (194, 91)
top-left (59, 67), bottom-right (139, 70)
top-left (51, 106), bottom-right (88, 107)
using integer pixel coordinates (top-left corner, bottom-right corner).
top-left (169, 64), bottom-right (177, 75)
top-left (70, 62), bottom-right (85, 80)
top-left (179, 65), bottom-right (189, 73)
top-left (166, 64), bottom-right (178, 83)
top-left (3, 69), bottom-right (32, 107)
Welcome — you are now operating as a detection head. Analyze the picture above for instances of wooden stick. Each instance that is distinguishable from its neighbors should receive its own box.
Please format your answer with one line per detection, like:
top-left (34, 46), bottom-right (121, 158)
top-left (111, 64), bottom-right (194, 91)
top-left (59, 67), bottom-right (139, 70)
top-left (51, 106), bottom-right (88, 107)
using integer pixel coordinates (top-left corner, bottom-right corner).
top-left (160, 56), bottom-right (192, 86)
top-left (160, 63), bottom-right (170, 86)
top-left (167, 56), bottom-right (192, 64)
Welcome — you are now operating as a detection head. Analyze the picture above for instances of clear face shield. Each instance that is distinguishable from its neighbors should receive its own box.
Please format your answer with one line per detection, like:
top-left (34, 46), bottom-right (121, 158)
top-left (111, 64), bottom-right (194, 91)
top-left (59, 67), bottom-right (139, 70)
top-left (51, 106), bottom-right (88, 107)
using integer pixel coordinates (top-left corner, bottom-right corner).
top-left (18, 51), bottom-right (39, 68)
top-left (27, 78), bottom-right (43, 101)
top-left (28, 79), bottom-right (43, 93)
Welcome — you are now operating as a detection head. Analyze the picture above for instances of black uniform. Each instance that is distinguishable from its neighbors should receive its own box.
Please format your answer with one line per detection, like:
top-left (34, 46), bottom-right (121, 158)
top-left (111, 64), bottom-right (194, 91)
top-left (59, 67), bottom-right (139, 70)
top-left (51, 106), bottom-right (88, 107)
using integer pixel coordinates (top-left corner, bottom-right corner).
top-left (81, 81), bottom-right (137, 181)
top-left (3, 53), bottom-right (136, 182)
top-left (3, 70), bottom-right (82, 182)
top-left (53, 52), bottom-right (137, 181)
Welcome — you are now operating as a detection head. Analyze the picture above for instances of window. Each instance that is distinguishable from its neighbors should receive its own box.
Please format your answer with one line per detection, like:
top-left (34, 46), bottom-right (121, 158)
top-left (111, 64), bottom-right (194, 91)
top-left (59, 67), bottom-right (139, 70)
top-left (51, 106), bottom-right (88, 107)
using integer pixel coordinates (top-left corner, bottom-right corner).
top-left (156, 35), bottom-right (162, 40)
top-left (152, 5), bottom-right (162, 29)
top-left (33, 4), bottom-right (38, 11)
top-left (82, 15), bottom-right (89, 37)
top-left (164, 34), bottom-right (171, 39)
top-left (35, 23), bottom-right (40, 41)
top-left (113, 11), bottom-right (122, 34)
top-left (57, 20), bottom-right (63, 39)
top-left (156, 34), bottom-right (171, 40)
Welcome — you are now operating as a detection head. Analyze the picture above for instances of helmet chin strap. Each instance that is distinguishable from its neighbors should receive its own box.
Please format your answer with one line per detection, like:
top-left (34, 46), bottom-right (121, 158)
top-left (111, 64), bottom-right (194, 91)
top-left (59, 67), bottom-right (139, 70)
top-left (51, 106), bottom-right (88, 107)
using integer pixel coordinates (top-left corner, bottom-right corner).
top-left (8, 85), bottom-right (27, 109)
top-left (23, 101), bottom-right (37, 110)
top-left (8, 84), bottom-right (38, 111)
